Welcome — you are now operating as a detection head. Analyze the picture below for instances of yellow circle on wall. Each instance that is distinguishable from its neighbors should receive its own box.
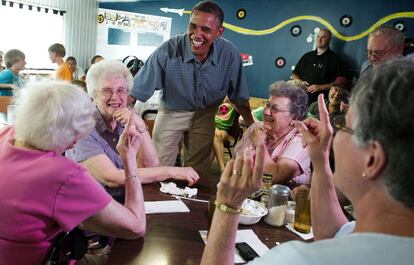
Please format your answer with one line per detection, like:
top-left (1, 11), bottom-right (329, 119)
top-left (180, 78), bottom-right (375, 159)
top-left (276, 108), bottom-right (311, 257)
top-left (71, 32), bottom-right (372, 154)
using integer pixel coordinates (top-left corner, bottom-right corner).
top-left (237, 9), bottom-right (246, 20)
top-left (97, 14), bottom-right (104, 23)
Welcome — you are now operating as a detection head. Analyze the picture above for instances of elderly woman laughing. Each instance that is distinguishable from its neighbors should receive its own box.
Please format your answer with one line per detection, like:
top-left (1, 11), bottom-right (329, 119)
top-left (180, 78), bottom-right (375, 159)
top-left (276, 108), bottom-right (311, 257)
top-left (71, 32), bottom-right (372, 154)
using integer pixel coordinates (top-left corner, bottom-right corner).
top-left (66, 60), bottom-right (199, 202)
top-left (235, 81), bottom-right (310, 188)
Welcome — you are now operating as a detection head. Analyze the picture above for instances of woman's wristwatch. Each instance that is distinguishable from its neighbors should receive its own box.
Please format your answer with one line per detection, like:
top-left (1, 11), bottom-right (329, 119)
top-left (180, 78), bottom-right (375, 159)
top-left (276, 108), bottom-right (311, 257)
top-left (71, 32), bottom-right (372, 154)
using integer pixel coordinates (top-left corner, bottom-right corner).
top-left (215, 201), bottom-right (241, 214)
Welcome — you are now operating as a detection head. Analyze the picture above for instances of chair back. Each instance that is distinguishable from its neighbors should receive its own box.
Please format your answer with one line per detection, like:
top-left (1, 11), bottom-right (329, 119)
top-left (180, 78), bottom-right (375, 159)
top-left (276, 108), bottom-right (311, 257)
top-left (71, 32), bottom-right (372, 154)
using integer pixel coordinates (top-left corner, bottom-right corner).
top-left (227, 112), bottom-right (241, 140)
top-left (0, 96), bottom-right (12, 113)
top-left (45, 228), bottom-right (87, 265)
top-left (223, 112), bottom-right (243, 158)
top-left (142, 109), bottom-right (158, 137)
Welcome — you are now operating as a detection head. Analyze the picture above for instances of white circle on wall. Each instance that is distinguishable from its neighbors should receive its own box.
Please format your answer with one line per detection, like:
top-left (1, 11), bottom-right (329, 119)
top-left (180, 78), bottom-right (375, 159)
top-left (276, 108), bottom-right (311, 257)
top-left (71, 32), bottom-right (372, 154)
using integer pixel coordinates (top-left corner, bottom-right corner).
top-left (394, 22), bottom-right (405, 32)
top-left (314, 27), bottom-right (320, 33)
top-left (306, 35), bottom-right (313, 43)
top-left (291, 65), bottom-right (295, 71)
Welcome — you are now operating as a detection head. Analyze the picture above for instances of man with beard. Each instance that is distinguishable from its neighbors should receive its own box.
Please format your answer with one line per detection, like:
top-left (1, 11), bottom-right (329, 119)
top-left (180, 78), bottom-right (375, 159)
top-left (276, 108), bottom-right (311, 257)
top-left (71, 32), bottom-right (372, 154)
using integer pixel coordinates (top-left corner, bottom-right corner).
top-left (292, 29), bottom-right (345, 105)
top-left (131, 1), bottom-right (254, 176)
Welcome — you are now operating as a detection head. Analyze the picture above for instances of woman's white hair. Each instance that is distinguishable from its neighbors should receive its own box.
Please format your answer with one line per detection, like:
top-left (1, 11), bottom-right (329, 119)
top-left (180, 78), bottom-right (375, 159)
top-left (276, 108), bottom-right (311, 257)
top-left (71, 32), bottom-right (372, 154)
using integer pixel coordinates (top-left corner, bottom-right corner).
top-left (14, 81), bottom-right (96, 152)
top-left (86, 59), bottom-right (133, 99)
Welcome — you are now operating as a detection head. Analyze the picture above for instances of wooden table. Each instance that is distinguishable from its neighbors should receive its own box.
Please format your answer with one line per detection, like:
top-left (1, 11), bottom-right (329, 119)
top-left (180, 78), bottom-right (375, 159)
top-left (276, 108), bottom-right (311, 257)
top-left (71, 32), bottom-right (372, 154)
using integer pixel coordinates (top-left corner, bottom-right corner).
top-left (107, 177), bottom-right (305, 265)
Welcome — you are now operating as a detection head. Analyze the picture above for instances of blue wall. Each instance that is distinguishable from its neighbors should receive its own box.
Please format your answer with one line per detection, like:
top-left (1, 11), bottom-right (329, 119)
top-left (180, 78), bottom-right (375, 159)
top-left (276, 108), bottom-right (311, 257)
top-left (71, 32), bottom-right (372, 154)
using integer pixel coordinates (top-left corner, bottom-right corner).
top-left (100, 0), bottom-right (414, 98)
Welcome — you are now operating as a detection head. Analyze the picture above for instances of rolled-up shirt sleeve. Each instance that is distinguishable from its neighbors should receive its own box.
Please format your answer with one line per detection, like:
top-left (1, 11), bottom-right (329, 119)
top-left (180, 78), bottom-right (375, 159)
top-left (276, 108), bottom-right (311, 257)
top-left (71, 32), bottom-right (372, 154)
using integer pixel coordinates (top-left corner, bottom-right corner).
top-left (132, 49), bottom-right (166, 103)
top-left (227, 48), bottom-right (250, 105)
top-left (53, 166), bottom-right (112, 231)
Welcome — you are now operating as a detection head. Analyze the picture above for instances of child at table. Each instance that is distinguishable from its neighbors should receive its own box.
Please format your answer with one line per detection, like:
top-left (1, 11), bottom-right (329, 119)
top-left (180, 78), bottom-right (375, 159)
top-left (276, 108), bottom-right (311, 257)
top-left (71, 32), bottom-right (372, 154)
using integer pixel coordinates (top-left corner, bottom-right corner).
top-left (213, 98), bottom-right (237, 172)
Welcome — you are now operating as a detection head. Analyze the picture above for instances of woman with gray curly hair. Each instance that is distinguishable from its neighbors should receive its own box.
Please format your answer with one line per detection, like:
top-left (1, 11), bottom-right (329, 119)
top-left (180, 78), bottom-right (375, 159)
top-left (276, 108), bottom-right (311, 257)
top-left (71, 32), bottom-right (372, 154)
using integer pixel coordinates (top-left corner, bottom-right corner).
top-left (235, 81), bottom-right (310, 187)
top-left (66, 59), bottom-right (199, 203)
top-left (0, 81), bottom-right (146, 264)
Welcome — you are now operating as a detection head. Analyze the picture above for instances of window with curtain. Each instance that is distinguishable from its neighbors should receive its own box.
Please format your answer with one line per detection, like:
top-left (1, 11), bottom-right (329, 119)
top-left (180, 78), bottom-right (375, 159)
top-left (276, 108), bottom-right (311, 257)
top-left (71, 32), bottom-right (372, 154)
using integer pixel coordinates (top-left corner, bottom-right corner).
top-left (0, 2), bottom-right (64, 69)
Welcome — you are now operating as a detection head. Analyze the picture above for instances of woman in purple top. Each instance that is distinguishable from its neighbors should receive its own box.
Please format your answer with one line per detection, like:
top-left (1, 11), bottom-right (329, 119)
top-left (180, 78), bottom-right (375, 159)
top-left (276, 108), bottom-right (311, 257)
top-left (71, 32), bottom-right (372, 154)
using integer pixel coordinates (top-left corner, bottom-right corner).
top-left (235, 81), bottom-right (311, 188)
top-left (0, 81), bottom-right (146, 264)
top-left (66, 60), bottom-right (199, 201)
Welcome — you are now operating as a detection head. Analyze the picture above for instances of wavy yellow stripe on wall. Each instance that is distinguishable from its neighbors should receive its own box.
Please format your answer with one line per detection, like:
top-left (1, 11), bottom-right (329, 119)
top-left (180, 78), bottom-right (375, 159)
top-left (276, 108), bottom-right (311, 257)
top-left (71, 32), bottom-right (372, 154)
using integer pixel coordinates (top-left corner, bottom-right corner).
top-left (182, 10), bottom-right (414, 41)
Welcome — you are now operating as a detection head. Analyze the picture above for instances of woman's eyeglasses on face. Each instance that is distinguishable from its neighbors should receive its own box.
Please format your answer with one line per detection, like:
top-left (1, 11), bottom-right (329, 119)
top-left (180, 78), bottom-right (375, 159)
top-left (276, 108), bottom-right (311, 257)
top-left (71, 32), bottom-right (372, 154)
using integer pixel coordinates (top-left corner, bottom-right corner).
top-left (264, 101), bottom-right (289, 114)
top-left (333, 121), bottom-right (354, 135)
top-left (99, 88), bottom-right (127, 98)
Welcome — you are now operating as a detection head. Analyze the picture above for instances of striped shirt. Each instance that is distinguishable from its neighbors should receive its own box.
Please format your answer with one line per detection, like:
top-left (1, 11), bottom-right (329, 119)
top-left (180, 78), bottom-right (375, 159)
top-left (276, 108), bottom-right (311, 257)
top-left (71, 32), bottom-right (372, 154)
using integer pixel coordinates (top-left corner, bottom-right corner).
top-left (132, 33), bottom-right (249, 111)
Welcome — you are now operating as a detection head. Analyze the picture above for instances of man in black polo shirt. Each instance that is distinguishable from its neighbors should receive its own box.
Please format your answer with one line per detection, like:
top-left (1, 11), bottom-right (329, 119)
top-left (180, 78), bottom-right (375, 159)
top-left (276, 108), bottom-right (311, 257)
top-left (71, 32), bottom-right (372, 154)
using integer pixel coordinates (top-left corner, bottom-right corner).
top-left (292, 28), bottom-right (344, 104)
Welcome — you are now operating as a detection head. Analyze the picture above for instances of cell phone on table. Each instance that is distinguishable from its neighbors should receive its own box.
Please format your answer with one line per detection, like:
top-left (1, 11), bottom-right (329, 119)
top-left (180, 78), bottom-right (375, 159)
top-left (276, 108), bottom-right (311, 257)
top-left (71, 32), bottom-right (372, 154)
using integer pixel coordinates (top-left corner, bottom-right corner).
top-left (236, 242), bottom-right (259, 262)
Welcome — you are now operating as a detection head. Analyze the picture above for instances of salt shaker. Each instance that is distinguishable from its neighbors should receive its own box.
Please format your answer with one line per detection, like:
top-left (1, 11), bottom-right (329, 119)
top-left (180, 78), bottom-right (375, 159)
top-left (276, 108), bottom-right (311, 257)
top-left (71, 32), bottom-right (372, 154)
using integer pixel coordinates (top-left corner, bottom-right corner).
top-left (285, 201), bottom-right (296, 224)
top-left (264, 184), bottom-right (290, 226)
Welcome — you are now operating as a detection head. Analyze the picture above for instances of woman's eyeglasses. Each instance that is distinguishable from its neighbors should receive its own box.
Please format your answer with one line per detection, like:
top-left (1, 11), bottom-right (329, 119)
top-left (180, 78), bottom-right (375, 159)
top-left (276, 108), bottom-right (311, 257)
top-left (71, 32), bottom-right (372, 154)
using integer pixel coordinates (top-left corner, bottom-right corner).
top-left (264, 101), bottom-right (289, 114)
top-left (334, 121), bottom-right (354, 135)
top-left (99, 88), bottom-right (127, 98)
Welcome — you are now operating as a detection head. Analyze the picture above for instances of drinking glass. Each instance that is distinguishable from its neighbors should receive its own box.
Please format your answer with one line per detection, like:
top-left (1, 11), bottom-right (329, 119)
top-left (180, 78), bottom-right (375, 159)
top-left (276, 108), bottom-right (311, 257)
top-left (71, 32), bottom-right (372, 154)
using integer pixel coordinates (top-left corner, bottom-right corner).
top-left (293, 190), bottom-right (311, 233)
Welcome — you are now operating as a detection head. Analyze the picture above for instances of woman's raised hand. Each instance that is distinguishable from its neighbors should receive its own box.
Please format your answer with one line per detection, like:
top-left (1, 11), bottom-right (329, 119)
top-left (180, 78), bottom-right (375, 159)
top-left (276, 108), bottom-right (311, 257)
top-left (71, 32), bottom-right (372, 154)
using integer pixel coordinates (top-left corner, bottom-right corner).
top-left (117, 110), bottom-right (143, 160)
top-left (216, 143), bottom-right (265, 210)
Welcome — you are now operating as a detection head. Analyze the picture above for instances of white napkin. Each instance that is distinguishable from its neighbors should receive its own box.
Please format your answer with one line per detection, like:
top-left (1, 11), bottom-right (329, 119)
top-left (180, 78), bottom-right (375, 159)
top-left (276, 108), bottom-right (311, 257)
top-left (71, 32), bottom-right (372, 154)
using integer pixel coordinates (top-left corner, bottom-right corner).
top-left (144, 200), bottom-right (190, 214)
top-left (285, 223), bottom-right (314, 240)
top-left (160, 182), bottom-right (198, 198)
top-left (199, 229), bottom-right (269, 263)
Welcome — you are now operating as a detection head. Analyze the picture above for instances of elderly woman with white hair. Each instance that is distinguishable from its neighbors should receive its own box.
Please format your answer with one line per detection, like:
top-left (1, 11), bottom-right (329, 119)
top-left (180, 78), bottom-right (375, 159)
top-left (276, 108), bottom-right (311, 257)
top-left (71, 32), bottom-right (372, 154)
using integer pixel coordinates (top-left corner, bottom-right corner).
top-left (0, 81), bottom-right (146, 264)
top-left (66, 60), bottom-right (199, 202)
top-left (235, 81), bottom-right (310, 188)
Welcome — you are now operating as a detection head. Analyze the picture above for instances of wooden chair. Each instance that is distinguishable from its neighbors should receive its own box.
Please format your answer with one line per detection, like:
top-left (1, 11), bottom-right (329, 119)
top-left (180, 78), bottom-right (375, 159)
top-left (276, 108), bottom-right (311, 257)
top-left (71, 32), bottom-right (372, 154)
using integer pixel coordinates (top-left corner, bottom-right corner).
top-left (0, 96), bottom-right (12, 113)
top-left (45, 228), bottom-right (88, 265)
top-left (141, 109), bottom-right (158, 137)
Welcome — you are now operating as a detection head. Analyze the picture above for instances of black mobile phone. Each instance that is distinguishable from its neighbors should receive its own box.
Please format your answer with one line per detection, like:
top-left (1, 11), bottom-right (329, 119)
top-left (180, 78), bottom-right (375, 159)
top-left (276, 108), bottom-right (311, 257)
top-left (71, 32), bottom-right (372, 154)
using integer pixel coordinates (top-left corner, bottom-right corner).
top-left (236, 242), bottom-right (259, 262)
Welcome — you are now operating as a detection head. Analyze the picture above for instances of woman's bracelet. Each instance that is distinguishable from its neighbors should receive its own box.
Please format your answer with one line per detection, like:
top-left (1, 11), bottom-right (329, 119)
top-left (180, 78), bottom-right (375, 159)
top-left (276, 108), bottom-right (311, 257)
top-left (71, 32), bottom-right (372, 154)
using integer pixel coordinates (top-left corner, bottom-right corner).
top-left (125, 175), bottom-right (141, 182)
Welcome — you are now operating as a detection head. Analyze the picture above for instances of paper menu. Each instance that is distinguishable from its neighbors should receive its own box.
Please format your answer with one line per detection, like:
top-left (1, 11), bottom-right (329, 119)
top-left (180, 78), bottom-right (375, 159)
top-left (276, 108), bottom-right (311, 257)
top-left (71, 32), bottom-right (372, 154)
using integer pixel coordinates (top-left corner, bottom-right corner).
top-left (285, 223), bottom-right (314, 240)
top-left (144, 200), bottom-right (190, 214)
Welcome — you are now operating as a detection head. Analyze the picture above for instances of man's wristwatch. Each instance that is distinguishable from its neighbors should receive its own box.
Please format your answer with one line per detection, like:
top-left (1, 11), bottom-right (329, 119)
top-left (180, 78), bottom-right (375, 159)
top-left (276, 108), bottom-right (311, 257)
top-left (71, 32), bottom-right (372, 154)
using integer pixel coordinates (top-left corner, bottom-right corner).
top-left (215, 201), bottom-right (241, 214)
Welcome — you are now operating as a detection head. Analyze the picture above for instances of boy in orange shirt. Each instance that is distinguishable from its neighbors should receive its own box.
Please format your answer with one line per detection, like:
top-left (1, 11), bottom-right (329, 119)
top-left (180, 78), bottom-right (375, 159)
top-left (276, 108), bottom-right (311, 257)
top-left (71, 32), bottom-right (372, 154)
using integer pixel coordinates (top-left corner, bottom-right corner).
top-left (48, 43), bottom-right (72, 81)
